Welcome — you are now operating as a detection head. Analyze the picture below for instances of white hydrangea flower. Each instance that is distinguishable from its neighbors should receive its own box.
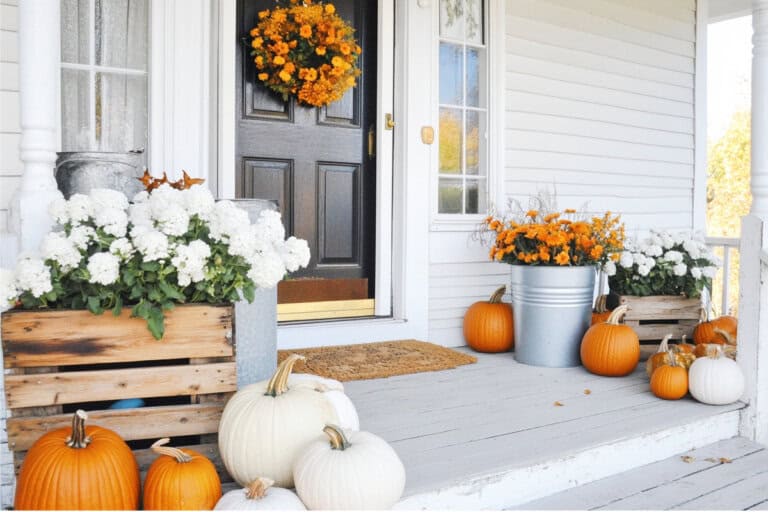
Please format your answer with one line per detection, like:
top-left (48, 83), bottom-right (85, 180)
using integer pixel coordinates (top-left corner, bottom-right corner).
top-left (86, 252), bottom-right (120, 286)
top-left (619, 251), bottom-right (634, 269)
top-left (67, 194), bottom-right (93, 224)
top-left (89, 188), bottom-right (129, 212)
top-left (93, 208), bottom-right (129, 238)
top-left (154, 203), bottom-right (190, 237)
top-left (659, 233), bottom-right (675, 250)
top-left (227, 225), bottom-right (264, 259)
top-left (132, 190), bottom-right (150, 203)
top-left (110, 238), bottom-right (136, 260)
top-left (691, 267), bottom-right (703, 279)
top-left (644, 245), bottom-right (663, 257)
top-left (48, 198), bottom-right (70, 225)
top-left (133, 229), bottom-right (170, 262)
top-left (673, 263), bottom-right (688, 277)
top-left (663, 250), bottom-right (684, 264)
top-left (703, 266), bottom-right (718, 279)
top-left (171, 240), bottom-right (211, 286)
top-left (603, 260), bottom-right (617, 277)
top-left (41, 232), bottom-right (82, 271)
top-left (623, 238), bottom-right (637, 252)
top-left (278, 236), bottom-right (311, 272)
top-left (68, 225), bottom-right (96, 251)
top-left (255, 209), bottom-right (286, 243)
top-left (14, 257), bottom-right (52, 298)
top-left (181, 187), bottom-right (216, 219)
top-left (209, 201), bottom-right (251, 242)
top-left (672, 232), bottom-right (686, 245)
top-left (129, 202), bottom-right (153, 228)
top-left (0, 268), bottom-right (19, 312)
top-left (247, 249), bottom-right (287, 288)
top-left (637, 264), bottom-right (651, 277)
top-left (148, 184), bottom-right (183, 212)
top-left (682, 239), bottom-right (701, 259)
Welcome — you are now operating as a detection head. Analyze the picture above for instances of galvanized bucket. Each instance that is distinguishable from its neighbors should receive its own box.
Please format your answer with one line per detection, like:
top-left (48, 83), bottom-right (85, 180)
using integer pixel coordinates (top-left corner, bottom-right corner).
top-left (509, 265), bottom-right (596, 367)
top-left (55, 151), bottom-right (145, 199)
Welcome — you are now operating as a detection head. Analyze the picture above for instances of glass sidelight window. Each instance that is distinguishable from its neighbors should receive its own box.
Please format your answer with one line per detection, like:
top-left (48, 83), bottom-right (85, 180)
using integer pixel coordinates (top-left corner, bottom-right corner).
top-left (438, 0), bottom-right (488, 214)
top-left (60, 0), bottom-right (149, 153)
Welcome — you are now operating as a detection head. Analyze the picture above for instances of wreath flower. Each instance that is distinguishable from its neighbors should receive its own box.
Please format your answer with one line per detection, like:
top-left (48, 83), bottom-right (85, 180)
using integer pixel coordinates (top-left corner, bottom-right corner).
top-left (249, 0), bottom-right (362, 107)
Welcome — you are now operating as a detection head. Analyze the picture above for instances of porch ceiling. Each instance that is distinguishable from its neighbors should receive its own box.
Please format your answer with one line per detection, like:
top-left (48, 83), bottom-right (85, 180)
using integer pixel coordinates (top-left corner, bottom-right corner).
top-left (708, 0), bottom-right (753, 22)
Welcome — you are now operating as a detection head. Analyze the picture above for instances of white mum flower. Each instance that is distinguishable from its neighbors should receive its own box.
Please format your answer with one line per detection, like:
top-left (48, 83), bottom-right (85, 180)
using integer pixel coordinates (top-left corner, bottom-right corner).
top-left (637, 264), bottom-right (651, 277)
top-left (682, 239), bottom-right (701, 259)
top-left (660, 233), bottom-right (675, 250)
top-left (89, 188), bottom-right (129, 212)
top-left (14, 257), bottom-right (52, 298)
top-left (673, 263), bottom-right (688, 277)
top-left (703, 266), bottom-right (718, 279)
top-left (110, 238), bottom-right (136, 260)
top-left (644, 245), bottom-right (663, 257)
top-left (0, 269), bottom-right (19, 312)
top-left (227, 225), bottom-right (263, 259)
top-left (48, 198), bottom-right (69, 225)
top-left (148, 184), bottom-right (183, 211)
top-left (209, 201), bottom-right (251, 242)
top-left (181, 187), bottom-right (216, 219)
top-left (67, 194), bottom-right (93, 224)
top-left (256, 209), bottom-right (286, 243)
top-left (603, 260), bottom-right (617, 277)
top-left (68, 225), bottom-right (96, 251)
top-left (646, 257), bottom-right (656, 269)
top-left (129, 202), bottom-right (153, 228)
top-left (133, 230), bottom-right (170, 262)
top-left (663, 250), bottom-right (684, 264)
top-left (41, 232), bottom-right (82, 271)
top-left (93, 208), bottom-right (129, 238)
top-left (171, 240), bottom-right (211, 286)
top-left (247, 249), bottom-right (287, 288)
top-left (154, 203), bottom-right (190, 237)
top-left (691, 267), bottom-right (703, 279)
top-left (86, 252), bottom-right (120, 286)
top-left (619, 251), bottom-right (634, 269)
top-left (278, 236), bottom-right (311, 272)
top-left (132, 190), bottom-right (150, 203)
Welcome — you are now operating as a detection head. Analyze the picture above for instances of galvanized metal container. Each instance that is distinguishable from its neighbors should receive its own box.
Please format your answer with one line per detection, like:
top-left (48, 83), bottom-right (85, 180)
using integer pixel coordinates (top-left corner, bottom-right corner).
top-left (55, 151), bottom-right (145, 199)
top-left (509, 265), bottom-right (596, 367)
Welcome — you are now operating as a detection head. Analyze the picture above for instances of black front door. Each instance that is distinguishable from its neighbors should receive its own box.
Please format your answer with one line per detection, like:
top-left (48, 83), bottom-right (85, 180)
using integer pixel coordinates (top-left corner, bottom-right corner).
top-left (236, 0), bottom-right (378, 302)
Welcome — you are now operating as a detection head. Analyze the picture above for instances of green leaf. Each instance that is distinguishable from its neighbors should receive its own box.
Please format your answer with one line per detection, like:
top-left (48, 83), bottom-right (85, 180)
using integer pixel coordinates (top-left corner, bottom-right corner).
top-left (147, 307), bottom-right (166, 340)
top-left (112, 295), bottom-right (123, 317)
top-left (141, 261), bottom-right (160, 272)
top-left (242, 282), bottom-right (255, 303)
top-left (159, 280), bottom-right (185, 301)
top-left (87, 296), bottom-right (104, 315)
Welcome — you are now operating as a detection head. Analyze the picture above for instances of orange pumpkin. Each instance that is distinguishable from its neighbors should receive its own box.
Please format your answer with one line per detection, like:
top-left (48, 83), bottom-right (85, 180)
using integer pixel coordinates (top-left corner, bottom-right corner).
top-left (676, 334), bottom-right (696, 354)
top-left (591, 294), bottom-right (612, 325)
top-left (694, 329), bottom-right (737, 360)
top-left (650, 354), bottom-right (688, 400)
top-left (712, 315), bottom-right (738, 341)
top-left (143, 438), bottom-right (222, 510)
top-left (463, 285), bottom-right (514, 353)
top-left (693, 310), bottom-right (729, 344)
top-left (14, 410), bottom-right (140, 510)
top-left (580, 305), bottom-right (640, 376)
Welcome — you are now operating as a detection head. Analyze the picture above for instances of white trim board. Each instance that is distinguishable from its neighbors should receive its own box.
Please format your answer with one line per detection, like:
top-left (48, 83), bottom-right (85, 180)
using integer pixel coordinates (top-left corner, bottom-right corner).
top-left (693, 0), bottom-right (708, 232)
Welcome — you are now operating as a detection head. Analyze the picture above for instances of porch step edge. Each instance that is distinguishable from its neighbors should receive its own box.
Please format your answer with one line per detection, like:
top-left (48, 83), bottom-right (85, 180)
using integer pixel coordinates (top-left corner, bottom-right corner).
top-left (394, 409), bottom-right (742, 510)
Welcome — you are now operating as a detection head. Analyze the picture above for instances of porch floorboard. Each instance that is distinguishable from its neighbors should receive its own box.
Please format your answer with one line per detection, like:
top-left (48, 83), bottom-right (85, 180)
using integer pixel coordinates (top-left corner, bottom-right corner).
top-left (342, 349), bottom-right (745, 509)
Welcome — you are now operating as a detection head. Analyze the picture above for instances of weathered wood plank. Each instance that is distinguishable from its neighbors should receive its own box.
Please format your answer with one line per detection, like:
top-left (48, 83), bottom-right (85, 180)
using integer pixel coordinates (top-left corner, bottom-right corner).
top-left (1, 305), bottom-right (233, 367)
top-left (675, 467), bottom-right (768, 510)
top-left (7, 404), bottom-right (224, 452)
top-left (619, 295), bottom-right (701, 320)
top-left (4, 362), bottom-right (237, 408)
top-left (625, 319), bottom-right (698, 341)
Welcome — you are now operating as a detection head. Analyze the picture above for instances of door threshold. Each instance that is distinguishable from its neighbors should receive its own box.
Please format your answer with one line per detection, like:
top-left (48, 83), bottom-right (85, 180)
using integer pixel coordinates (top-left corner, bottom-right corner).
top-left (277, 298), bottom-right (375, 322)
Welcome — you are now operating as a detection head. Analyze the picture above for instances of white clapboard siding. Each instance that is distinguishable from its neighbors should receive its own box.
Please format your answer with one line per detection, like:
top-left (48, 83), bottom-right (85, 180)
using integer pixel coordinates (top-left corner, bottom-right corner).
top-left (0, 1), bottom-right (20, 233)
top-left (428, 0), bottom-right (697, 347)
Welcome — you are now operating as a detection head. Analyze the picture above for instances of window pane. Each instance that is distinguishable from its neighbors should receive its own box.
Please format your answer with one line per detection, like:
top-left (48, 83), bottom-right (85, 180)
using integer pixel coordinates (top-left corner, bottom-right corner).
top-left (61, 69), bottom-right (91, 151)
top-left (61, 0), bottom-right (90, 64)
top-left (440, 0), bottom-right (464, 40)
top-left (466, 0), bottom-right (484, 44)
top-left (439, 43), bottom-right (463, 105)
top-left (466, 47), bottom-right (486, 107)
top-left (465, 179), bottom-right (487, 214)
top-left (465, 110), bottom-right (482, 175)
top-left (439, 178), bottom-right (463, 214)
top-left (96, 72), bottom-right (148, 152)
top-left (96, 0), bottom-right (149, 69)
top-left (439, 108), bottom-right (462, 174)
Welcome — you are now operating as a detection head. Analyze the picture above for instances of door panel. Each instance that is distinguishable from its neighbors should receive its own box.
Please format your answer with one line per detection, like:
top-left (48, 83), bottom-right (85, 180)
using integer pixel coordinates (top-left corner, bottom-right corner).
top-left (236, 0), bottom-right (376, 297)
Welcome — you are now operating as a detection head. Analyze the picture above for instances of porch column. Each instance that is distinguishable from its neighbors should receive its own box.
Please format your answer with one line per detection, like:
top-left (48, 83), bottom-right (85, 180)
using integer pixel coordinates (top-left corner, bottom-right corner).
top-left (9, 0), bottom-right (63, 253)
top-left (739, 0), bottom-right (768, 445)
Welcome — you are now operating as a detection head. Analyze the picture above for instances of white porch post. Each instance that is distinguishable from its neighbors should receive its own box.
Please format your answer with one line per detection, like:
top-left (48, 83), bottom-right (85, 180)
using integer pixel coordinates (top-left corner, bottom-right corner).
top-left (9, 0), bottom-right (63, 254)
top-left (738, 0), bottom-right (768, 445)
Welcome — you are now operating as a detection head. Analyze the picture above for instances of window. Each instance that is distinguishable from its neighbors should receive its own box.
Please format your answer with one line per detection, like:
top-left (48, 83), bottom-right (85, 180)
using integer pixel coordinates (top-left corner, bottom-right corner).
top-left (60, 0), bottom-right (149, 153)
top-left (438, 0), bottom-right (487, 214)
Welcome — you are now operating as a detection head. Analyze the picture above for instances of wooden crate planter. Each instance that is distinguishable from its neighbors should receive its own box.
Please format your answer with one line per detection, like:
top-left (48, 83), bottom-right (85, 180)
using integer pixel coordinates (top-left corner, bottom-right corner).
top-left (1, 304), bottom-right (237, 484)
top-left (618, 295), bottom-right (702, 342)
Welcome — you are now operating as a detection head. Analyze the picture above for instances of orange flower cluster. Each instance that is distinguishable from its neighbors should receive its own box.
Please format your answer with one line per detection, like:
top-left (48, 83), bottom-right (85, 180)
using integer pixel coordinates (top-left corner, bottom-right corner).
top-left (249, 0), bottom-right (362, 107)
top-left (485, 210), bottom-right (625, 266)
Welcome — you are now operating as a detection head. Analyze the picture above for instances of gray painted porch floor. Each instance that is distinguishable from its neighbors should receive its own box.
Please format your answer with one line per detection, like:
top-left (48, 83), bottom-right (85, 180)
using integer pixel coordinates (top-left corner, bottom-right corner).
top-left (515, 436), bottom-right (768, 510)
top-left (341, 349), bottom-right (745, 506)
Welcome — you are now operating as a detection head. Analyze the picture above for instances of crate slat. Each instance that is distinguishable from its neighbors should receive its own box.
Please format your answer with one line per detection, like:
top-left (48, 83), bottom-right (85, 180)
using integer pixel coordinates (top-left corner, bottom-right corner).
top-left (7, 404), bottom-right (225, 452)
top-left (4, 362), bottom-right (237, 409)
top-left (624, 320), bottom-right (699, 341)
top-left (1, 305), bottom-right (233, 368)
top-left (618, 295), bottom-right (701, 342)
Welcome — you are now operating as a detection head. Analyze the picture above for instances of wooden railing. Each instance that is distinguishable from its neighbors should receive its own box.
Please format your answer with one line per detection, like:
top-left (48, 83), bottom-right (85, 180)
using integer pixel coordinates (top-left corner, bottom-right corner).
top-left (705, 236), bottom-right (740, 316)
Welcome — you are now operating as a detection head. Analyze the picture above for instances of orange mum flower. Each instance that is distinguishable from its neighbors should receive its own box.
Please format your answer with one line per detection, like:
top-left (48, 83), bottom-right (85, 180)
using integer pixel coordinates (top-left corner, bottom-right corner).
top-left (300, 24), bottom-right (312, 38)
top-left (555, 252), bottom-right (570, 265)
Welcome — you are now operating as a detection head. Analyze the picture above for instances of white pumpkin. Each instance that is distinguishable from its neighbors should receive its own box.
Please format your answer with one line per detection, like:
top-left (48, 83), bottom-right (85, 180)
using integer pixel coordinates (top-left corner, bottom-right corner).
top-left (214, 477), bottom-right (306, 510)
top-left (218, 354), bottom-right (338, 487)
top-left (289, 374), bottom-right (360, 430)
top-left (688, 345), bottom-right (745, 405)
top-left (293, 425), bottom-right (406, 510)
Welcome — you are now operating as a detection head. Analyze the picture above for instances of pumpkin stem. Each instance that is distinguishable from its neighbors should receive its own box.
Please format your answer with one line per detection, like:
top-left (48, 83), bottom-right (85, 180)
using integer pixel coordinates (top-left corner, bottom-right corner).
top-left (489, 286), bottom-right (506, 304)
top-left (265, 354), bottom-right (306, 396)
top-left (65, 409), bottom-right (91, 449)
top-left (593, 294), bottom-right (608, 313)
top-left (666, 350), bottom-right (679, 368)
top-left (713, 327), bottom-right (736, 346)
top-left (706, 344), bottom-right (724, 359)
top-left (245, 478), bottom-right (275, 500)
top-left (151, 438), bottom-right (193, 463)
top-left (656, 334), bottom-right (673, 354)
top-left (606, 305), bottom-right (629, 325)
top-left (323, 425), bottom-right (351, 451)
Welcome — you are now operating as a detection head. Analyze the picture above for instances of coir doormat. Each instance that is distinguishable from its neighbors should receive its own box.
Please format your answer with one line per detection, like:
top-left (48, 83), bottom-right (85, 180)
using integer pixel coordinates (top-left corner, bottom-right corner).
top-left (277, 340), bottom-right (477, 381)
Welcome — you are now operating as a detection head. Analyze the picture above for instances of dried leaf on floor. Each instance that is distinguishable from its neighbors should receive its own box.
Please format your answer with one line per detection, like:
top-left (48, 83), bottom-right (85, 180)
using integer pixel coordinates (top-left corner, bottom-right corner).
top-left (584, 389), bottom-right (592, 395)
top-left (554, 401), bottom-right (564, 406)
top-left (719, 457), bottom-right (733, 464)
top-left (681, 455), bottom-right (695, 463)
